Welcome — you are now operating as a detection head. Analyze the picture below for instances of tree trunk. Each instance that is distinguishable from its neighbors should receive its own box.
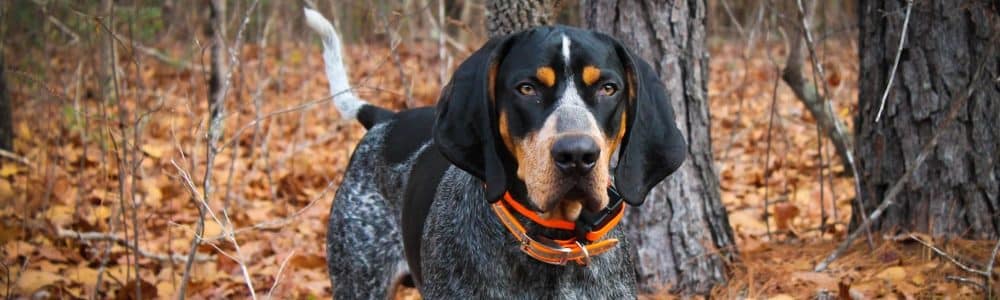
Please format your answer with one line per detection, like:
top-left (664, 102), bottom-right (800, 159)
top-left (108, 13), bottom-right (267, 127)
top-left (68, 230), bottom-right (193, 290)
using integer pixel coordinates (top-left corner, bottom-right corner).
top-left (584, 0), bottom-right (735, 295)
top-left (0, 55), bottom-right (12, 150)
top-left (856, 0), bottom-right (999, 239)
top-left (485, 0), bottom-right (555, 38)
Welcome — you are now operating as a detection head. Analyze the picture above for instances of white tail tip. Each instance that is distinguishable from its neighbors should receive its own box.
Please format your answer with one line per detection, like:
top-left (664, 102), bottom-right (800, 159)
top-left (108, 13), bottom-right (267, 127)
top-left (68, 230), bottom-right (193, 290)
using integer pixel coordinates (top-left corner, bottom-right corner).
top-left (304, 7), bottom-right (365, 120)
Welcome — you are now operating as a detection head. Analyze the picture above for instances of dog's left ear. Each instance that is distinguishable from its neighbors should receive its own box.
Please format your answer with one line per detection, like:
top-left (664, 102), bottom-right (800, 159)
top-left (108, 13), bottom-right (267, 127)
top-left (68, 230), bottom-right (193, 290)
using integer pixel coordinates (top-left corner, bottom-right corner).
top-left (598, 33), bottom-right (687, 206)
top-left (433, 35), bottom-right (515, 203)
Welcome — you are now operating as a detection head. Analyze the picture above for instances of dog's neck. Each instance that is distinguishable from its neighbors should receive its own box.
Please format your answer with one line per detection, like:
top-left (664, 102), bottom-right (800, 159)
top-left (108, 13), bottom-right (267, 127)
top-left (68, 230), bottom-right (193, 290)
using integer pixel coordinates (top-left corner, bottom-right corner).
top-left (415, 167), bottom-right (637, 297)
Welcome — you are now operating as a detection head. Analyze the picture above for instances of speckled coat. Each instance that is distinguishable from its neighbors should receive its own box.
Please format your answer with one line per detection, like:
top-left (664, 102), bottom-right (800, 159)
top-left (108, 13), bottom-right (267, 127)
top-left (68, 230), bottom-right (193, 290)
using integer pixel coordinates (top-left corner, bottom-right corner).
top-left (326, 120), bottom-right (638, 299)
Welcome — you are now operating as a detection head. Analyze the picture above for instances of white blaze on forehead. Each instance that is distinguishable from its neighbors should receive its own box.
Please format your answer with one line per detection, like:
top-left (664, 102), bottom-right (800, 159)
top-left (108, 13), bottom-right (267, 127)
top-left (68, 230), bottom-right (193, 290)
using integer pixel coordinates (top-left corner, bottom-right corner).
top-left (554, 80), bottom-right (600, 132)
top-left (559, 80), bottom-right (586, 107)
top-left (561, 34), bottom-right (571, 66)
top-left (552, 33), bottom-right (599, 133)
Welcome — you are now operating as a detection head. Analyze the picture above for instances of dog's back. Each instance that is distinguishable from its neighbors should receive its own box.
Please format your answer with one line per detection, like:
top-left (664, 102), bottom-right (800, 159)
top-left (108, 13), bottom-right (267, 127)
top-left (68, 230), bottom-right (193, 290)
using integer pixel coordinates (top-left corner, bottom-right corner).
top-left (325, 108), bottom-right (436, 298)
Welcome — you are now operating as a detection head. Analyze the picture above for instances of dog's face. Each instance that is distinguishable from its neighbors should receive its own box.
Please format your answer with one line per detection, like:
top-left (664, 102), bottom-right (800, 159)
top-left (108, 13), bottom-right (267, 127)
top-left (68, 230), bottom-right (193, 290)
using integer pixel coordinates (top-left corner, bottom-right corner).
top-left (434, 26), bottom-right (686, 222)
top-left (493, 31), bottom-right (628, 221)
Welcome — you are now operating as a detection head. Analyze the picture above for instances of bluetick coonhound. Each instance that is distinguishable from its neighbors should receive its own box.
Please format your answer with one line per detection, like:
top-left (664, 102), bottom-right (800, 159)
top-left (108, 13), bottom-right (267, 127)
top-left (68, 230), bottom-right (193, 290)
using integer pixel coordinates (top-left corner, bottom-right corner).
top-left (304, 8), bottom-right (685, 299)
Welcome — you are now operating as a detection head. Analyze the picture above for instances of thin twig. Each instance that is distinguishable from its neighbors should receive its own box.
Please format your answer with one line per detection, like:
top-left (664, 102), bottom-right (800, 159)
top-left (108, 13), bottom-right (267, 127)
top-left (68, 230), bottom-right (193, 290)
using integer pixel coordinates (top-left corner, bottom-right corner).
top-left (986, 238), bottom-right (1000, 298)
top-left (762, 55), bottom-right (779, 240)
top-left (204, 179), bottom-right (336, 242)
top-left (56, 228), bottom-right (213, 263)
top-left (908, 234), bottom-right (988, 276)
top-left (786, 0), bottom-right (872, 248)
top-left (111, 31), bottom-right (204, 71)
top-left (0, 149), bottom-right (33, 167)
top-left (382, 10), bottom-right (413, 108)
top-left (266, 250), bottom-right (296, 300)
top-left (946, 275), bottom-right (985, 291)
top-left (874, 0), bottom-right (914, 123)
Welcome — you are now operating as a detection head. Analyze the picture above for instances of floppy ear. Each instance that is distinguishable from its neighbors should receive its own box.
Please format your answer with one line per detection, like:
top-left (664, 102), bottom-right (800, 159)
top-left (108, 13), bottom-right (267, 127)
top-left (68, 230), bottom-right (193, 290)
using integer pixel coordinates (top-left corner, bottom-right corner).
top-left (433, 35), bottom-right (515, 203)
top-left (602, 34), bottom-right (687, 206)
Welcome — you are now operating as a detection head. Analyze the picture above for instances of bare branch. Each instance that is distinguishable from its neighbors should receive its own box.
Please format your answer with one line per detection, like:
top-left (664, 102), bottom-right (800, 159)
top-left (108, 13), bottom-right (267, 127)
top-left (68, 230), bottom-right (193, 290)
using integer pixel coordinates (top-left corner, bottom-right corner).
top-left (782, 0), bottom-right (871, 248)
top-left (946, 275), bottom-right (985, 291)
top-left (987, 238), bottom-right (1000, 298)
top-left (56, 228), bottom-right (213, 263)
top-left (874, 0), bottom-right (914, 123)
top-left (0, 149), bottom-right (33, 167)
top-left (266, 250), bottom-right (296, 300)
top-left (908, 234), bottom-right (988, 276)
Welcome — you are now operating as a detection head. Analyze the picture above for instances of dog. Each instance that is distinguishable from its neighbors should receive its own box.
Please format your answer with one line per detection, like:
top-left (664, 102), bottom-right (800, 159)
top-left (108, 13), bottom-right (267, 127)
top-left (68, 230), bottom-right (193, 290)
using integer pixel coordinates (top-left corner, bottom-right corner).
top-left (304, 8), bottom-right (686, 299)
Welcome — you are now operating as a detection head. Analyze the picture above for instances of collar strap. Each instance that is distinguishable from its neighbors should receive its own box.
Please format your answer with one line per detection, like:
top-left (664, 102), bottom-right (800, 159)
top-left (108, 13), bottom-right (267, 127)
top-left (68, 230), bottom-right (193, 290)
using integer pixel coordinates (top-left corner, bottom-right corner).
top-left (490, 187), bottom-right (627, 266)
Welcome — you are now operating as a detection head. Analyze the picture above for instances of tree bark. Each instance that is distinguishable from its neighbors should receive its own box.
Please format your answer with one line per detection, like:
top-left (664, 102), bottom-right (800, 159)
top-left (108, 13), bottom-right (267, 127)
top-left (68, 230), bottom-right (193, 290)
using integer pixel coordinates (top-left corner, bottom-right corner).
top-left (584, 0), bottom-right (735, 295)
top-left (485, 0), bottom-right (556, 37)
top-left (856, 0), bottom-right (999, 239)
top-left (0, 55), bottom-right (12, 151)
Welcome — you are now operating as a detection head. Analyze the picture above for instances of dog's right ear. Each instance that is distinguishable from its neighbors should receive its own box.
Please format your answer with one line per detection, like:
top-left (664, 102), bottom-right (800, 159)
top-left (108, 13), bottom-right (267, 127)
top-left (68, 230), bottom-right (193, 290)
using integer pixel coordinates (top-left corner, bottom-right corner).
top-left (433, 35), bottom-right (515, 203)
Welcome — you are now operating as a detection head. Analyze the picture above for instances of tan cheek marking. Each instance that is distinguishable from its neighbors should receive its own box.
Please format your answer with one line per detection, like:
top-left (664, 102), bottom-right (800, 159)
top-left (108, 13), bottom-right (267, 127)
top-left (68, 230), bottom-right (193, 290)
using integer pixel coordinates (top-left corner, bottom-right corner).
top-left (488, 63), bottom-right (499, 103)
top-left (582, 66), bottom-right (601, 86)
top-left (608, 110), bottom-right (628, 154)
top-left (627, 70), bottom-right (637, 99)
top-left (519, 117), bottom-right (559, 209)
top-left (498, 110), bottom-right (521, 162)
top-left (536, 67), bottom-right (556, 87)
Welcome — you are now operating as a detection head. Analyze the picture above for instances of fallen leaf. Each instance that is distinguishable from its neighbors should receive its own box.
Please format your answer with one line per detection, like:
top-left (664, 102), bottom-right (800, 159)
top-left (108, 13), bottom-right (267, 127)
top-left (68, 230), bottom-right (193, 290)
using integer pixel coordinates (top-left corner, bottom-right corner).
top-left (769, 294), bottom-right (796, 300)
top-left (876, 266), bottom-right (906, 283)
top-left (37, 245), bottom-right (69, 262)
top-left (116, 279), bottom-right (158, 300)
top-left (0, 178), bottom-right (13, 199)
top-left (792, 271), bottom-right (837, 288)
top-left (141, 144), bottom-right (168, 159)
top-left (774, 202), bottom-right (800, 231)
top-left (16, 270), bottom-right (63, 293)
top-left (16, 121), bottom-right (32, 141)
top-left (0, 164), bottom-right (20, 177)
top-left (203, 220), bottom-right (223, 239)
top-left (64, 265), bottom-right (101, 286)
top-left (46, 204), bottom-right (75, 227)
top-left (5, 240), bottom-right (36, 256)
top-left (140, 180), bottom-right (163, 207)
top-left (290, 252), bottom-right (325, 269)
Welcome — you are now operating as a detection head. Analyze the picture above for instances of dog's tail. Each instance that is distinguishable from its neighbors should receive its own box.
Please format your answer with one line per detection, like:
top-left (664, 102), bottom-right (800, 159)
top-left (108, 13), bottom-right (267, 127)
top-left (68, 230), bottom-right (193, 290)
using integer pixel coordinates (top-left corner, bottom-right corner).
top-left (304, 8), bottom-right (393, 129)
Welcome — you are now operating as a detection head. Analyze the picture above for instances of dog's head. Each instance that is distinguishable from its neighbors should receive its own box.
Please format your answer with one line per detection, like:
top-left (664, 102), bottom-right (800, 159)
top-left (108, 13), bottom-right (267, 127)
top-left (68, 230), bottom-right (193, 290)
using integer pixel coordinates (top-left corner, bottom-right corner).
top-left (434, 26), bottom-right (685, 222)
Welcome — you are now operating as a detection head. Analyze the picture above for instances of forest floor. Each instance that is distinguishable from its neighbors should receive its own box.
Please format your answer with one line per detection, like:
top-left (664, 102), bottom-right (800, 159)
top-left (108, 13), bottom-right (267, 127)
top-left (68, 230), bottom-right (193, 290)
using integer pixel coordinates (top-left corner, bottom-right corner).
top-left (2, 36), bottom-right (995, 299)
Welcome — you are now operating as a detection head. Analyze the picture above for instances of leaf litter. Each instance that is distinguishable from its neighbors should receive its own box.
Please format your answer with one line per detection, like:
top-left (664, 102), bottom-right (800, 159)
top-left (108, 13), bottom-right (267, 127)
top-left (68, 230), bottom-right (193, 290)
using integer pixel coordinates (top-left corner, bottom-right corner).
top-left (2, 36), bottom-right (995, 299)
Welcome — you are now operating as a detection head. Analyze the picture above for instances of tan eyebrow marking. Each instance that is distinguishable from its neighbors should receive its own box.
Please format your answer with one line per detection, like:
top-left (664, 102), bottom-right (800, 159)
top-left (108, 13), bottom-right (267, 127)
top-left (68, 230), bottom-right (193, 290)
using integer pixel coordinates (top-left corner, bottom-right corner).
top-left (582, 66), bottom-right (601, 86)
top-left (536, 67), bottom-right (556, 87)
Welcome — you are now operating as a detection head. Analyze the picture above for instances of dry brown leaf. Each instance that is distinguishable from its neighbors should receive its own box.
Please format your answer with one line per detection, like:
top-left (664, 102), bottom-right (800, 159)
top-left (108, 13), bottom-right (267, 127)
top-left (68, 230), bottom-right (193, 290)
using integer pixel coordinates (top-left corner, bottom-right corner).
top-left (16, 270), bottom-right (63, 293)
top-left (0, 178), bottom-right (13, 199)
top-left (774, 202), bottom-right (800, 231)
top-left (203, 220), bottom-right (223, 239)
top-left (791, 271), bottom-right (837, 288)
top-left (45, 204), bottom-right (75, 227)
top-left (64, 264), bottom-right (101, 286)
top-left (0, 164), bottom-right (20, 177)
top-left (875, 266), bottom-right (906, 283)
top-left (768, 294), bottom-right (796, 300)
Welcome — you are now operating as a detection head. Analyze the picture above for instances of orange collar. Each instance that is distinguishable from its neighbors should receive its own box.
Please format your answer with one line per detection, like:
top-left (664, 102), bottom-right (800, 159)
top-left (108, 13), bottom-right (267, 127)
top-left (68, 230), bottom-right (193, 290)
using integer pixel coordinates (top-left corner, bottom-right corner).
top-left (490, 188), bottom-right (626, 266)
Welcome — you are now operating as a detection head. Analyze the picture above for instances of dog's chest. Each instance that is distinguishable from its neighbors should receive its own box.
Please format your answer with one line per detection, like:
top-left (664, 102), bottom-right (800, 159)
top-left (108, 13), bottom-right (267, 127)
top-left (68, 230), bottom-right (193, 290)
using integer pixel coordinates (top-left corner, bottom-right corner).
top-left (416, 168), bottom-right (637, 298)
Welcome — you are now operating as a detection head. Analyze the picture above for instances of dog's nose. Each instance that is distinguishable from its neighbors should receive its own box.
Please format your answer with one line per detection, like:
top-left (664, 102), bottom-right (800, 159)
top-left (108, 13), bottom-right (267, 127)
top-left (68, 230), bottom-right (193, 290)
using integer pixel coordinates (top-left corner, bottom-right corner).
top-left (551, 136), bottom-right (599, 175)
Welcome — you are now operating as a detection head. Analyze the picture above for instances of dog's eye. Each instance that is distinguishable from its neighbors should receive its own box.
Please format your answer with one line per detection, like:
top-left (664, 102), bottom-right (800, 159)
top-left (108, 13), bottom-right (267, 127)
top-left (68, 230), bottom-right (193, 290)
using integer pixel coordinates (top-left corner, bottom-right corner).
top-left (599, 83), bottom-right (618, 96)
top-left (517, 83), bottom-right (537, 96)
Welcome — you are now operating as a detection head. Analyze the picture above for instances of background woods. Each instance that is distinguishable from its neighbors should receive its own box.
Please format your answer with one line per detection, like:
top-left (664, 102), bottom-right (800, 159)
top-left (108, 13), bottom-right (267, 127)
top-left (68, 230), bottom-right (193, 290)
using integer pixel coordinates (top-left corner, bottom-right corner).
top-left (1, 0), bottom-right (998, 298)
